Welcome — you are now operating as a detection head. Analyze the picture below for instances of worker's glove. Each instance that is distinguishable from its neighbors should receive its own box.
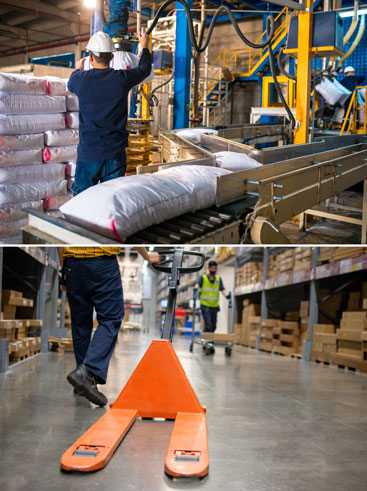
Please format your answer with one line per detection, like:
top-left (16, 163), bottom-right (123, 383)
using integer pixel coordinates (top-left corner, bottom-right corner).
top-left (226, 294), bottom-right (231, 300)
top-left (59, 264), bottom-right (67, 287)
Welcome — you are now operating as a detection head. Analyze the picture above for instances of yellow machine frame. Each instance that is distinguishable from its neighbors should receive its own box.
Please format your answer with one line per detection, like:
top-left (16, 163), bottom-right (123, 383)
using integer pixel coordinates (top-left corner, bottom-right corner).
top-left (262, 76), bottom-right (296, 109)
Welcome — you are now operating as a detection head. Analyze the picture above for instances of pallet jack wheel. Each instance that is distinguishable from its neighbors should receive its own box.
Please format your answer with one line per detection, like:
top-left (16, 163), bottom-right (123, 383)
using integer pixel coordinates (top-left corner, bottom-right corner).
top-left (225, 347), bottom-right (232, 357)
top-left (204, 346), bottom-right (215, 356)
top-left (189, 343), bottom-right (193, 352)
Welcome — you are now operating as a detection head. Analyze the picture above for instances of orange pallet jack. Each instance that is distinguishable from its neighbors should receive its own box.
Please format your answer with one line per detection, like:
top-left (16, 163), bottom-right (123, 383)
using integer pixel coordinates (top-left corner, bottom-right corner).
top-left (61, 249), bottom-right (209, 478)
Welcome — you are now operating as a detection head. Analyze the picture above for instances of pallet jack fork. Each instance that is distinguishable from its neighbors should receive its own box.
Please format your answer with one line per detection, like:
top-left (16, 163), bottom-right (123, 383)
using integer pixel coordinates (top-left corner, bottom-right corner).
top-left (60, 249), bottom-right (209, 478)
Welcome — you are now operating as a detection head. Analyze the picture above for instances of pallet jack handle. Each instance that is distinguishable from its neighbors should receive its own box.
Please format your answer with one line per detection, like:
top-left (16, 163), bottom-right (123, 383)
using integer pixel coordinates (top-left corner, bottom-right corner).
top-left (153, 249), bottom-right (205, 343)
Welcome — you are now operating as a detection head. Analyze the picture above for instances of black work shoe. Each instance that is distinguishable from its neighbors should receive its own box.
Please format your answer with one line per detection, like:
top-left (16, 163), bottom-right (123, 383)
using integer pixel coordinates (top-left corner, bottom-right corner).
top-left (67, 364), bottom-right (108, 407)
top-left (73, 386), bottom-right (84, 396)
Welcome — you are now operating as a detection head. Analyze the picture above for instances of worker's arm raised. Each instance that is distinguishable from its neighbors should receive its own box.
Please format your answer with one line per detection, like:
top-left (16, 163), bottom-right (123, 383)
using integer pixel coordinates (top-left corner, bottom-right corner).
top-left (135, 247), bottom-right (160, 264)
top-left (122, 34), bottom-right (153, 89)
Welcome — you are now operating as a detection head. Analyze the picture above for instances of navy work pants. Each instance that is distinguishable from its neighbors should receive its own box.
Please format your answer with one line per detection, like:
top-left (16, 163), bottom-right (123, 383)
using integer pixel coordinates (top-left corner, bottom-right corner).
top-left (65, 255), bottom-right (124, 384)
top-left (200, 305), bottom-right (219, 332)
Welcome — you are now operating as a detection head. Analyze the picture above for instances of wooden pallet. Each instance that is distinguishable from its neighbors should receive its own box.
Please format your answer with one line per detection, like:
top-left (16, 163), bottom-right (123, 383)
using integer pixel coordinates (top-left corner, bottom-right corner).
top-left (49, 337), bottom-right (74, 352)
top-left (330, 353), bottom-right (367, 374)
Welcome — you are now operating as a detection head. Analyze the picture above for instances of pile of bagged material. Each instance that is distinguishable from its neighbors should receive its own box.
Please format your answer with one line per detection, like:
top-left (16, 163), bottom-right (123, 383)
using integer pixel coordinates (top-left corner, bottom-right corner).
top-left (0, 72), bottom-right (77, 242)
top-left (315, 77), bottom-right (352, 106)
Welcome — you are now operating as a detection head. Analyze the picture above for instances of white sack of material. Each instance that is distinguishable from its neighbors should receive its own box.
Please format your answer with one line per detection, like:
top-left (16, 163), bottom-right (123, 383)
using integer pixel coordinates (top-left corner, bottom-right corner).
top-left (43, 76), bottom-right (68, 96)
top-left (332, 107), bottom-right (345, 123)
top-left (83, 52), bottom-right (154, 84)
top-left (44, 192), bottom-right (72, 211)
top-left (60, 165), bottom-right (230, 240)
top-left (67, 176), bottom-right (74, 191)
top-left (0, 200), bottom-right (43, 223)
top-left (176, 128), bottom-right (218, 145)
top-left (0, 163), bottom-right (66, 184)
top-left (0, 133), bottom-right (44, 151)
top-left (43, 144), bottom-right (77, 162)
top-left (65, 112), bottom-right (79, 129)
top-left (0, 72), bottom-right (46, 95)
top-left (332, 79), bottom-right (352, 106)
top-left (214, 151), bottom-right (262, 171)
top-left (0, 148), bottom-right (43, 167)
top-left (67, 161), bottom-right (76, 177)
top-left (315, 78), bottom-right (349, 105)
top-left (0, 113), bottom-right (66, 135)
top-left (66, 94), bottom-right (79, 111)
top-left (0, 93), bottom-right (66, 115)
top-left (0, 179), bottom-right (67, 206)
top-left (0, 218), bottom-right (28, 239)
top-left (359, 88), bottom-right (366, 100)
top-left (0, 234), bottom-right (22, 244)
top-left (44, 128), bottom-right (79, 147)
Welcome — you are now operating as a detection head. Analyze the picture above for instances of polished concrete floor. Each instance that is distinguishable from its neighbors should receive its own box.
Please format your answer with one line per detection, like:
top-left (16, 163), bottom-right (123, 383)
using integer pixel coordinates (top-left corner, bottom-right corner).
top-left (1, 330), bottom-right (366, 491)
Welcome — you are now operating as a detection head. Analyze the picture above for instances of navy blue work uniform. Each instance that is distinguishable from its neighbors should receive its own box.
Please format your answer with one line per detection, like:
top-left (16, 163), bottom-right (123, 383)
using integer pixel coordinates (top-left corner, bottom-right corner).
top-left (197, 275), bottom-right (225, 332)
top-left (68, 48), bottom-right (152, 195)
top-left (65, 255), bottom-right (124, 384)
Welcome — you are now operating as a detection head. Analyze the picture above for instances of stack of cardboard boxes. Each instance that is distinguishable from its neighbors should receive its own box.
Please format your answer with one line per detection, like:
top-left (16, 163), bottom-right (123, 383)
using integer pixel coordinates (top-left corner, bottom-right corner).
top-left (234, 299), bottom-right (260, 347)
top-left (294, 248), bottom-right (313, 272)
top-left (0, 289), bottom-right (42, 362)
top-left (235, 262), bottom-right (263, 287)
top-left (260, 319), bottom-right (279, 351)
top-left (312, 324), bottom-right (337, 356)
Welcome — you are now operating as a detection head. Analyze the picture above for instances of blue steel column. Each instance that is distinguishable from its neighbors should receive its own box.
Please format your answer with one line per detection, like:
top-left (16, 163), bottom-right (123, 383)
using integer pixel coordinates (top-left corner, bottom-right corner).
top-left (303, 247), bottom-right (319, 362)
top-left (173, 0), bottom-right (193, 129)
top-left (0, 248), bottom-right (8, 373)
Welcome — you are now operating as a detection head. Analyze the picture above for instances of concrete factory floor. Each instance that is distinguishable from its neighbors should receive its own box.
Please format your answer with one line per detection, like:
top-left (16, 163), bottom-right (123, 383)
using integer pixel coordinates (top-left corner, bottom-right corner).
top-left (1, 330), bottom-right (366, 491)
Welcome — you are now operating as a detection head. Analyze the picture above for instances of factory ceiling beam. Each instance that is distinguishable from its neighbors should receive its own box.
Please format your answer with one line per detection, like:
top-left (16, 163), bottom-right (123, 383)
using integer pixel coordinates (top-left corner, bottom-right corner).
top-left (0, 0), bottom-right (89, 25)
top-left (0, 23), bottom-right (62, 43)
top-left (264, 0), bottom-right (304, 9)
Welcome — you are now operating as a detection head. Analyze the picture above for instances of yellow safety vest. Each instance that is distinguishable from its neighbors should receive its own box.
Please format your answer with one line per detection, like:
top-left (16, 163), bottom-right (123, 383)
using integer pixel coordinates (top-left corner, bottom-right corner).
top-left (200, 274), bottom-right (220, 308)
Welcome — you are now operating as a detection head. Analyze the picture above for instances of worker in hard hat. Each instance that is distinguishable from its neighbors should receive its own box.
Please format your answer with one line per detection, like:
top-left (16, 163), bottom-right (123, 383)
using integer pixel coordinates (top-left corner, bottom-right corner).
top-left (340, 66), bottom-right (365, 114)
top-left (58, 247), bottom-right (160, 407)
top-left (194, 260), bottom-right (230, 333)
top-left (67, 31), bottom-right (152, 195)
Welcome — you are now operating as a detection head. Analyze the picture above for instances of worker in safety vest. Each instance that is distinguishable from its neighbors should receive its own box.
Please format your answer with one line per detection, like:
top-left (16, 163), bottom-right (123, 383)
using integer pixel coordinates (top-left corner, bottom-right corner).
top-left (194, 260), bottom-right (230, 333)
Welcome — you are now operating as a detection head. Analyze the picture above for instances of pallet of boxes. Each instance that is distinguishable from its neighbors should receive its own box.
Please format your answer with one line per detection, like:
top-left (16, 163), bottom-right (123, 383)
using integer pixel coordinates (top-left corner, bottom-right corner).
top-left (234, 300), bottom-right (261, 348)
top-left (0, 290), bottom-right (42, 363)
top-left (49, 297), bottom-right (73, 352)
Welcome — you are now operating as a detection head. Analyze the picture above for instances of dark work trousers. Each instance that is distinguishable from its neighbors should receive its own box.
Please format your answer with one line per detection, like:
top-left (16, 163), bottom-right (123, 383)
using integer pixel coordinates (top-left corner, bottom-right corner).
top-left (200, 305), bottom-right (219, 332)
top-left (65, 255), bottom-right (124, 384)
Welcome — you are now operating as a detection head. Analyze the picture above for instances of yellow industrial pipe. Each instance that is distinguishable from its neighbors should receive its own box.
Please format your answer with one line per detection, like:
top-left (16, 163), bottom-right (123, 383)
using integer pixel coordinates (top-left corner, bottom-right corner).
top-left (338, 13), bottom-right (365, 67)
top-left (343, 0), bottom-right (359, 44)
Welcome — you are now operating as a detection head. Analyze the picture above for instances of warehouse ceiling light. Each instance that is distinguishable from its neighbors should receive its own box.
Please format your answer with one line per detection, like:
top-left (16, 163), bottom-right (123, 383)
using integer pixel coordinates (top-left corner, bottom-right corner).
top-left (84, 0), bottom-right (97, 8)
top-left (339, 7), bottom-right (367, 17)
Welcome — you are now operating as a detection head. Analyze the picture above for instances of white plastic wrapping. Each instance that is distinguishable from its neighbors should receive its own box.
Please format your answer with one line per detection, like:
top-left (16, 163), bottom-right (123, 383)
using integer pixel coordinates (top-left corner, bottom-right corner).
top-left (0, 72), bottom-right (46, 95)
top-left (44, 193), bottom-right (72, 211)
top-left (214, 151), bottom-right (262, 171)
top-left (0, 93), bottom-right (66, 115)
top-left (44, 128), bottom-right (79, 147)
top-left (60, 165), bottom-right (230, 240)
top-left (67, 161), bottom-right (76, 177)
top-left (0, 218), bottom-right (27, 239)
top-left (0, 179), bottom-right (67, 205)
top-left (176, 128), bottom-right (218, 145)
top-left (332, 107), bottom-right (345, 123)
top-left (0, 200), bottom-right (43, 222)
top-left (315, 78), bottom-right (351, 105)
top-left (0, 234), bottom-right (22, 244)
top-left (83, 52), bottom-right (154, 84)
top-left (0, 133), bottom-right (44, 151)
top-left (43, 144), bottom-right (77, 162)
top-left (0, 113), bottom-right (66, 135)
top-left (0, 148), bottom-right (43, 167)
top-left (0, 163), bottom-right (66, 184)
top-left (43, 76), bottom-right (68, 96)
top-left (66, 94), bottom-right (79, 111)
top-left (65, 112), bottom-right (79, 129)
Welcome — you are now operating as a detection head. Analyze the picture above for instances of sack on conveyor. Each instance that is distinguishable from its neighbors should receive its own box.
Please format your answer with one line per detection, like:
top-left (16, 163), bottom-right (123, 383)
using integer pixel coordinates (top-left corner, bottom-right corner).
top-left (65, 112), bottom-right (79, 129)
top-left (0, 200), bottom-right (43, 222)
top-left (0, 93), bottom-right (66, 115)
top-left (214, 151), bottom-right (262, 171)
top-left (0, 72), bottom-right (47, 95)
top-left (83, 52), bottom-right (154, 84)
top-left (44, 193), bottom-right (72, 211)
top-left (43, 145), bottom-right (77, 162)
top-left (0, 149), bottom-right (43, 167)
top-left (0, 179), bottom-right (67, 206)
top-left (60, 165), bottom-right (230, 240)
top-left (315, 78), bottom-right (351, 105)
top-left (176, 128), bottom-right (218, 145)
top-left (0, 163), bottom-right (66, 184)
top-left (44, 128), bottom-right (79, 147)
top-left (66, 94), bottom-right (79, 111)
top-left (0, 113), bottom-right (66, 135)
top-left (0, 218), bottom-right (27, 239)
top-left (0, 133), bottom-right (44, 151)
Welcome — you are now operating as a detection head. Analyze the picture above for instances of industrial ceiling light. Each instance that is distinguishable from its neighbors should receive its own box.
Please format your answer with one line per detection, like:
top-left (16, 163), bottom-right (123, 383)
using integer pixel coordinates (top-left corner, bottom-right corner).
top-left (339, 7), bottom-right (367, 18)
top-left (84, 0), bottom-right (97, 8)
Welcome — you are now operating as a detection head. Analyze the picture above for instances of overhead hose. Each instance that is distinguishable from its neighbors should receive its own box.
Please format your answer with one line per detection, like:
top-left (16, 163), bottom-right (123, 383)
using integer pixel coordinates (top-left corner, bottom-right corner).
top-left (146, 0), bottom-right (275, 53)
top-left (104, 0), bottom-right (130, 38)
top-left (267, 23), bottom-right (295, 142)
top-left (277, 46), bottom-right (296, 81)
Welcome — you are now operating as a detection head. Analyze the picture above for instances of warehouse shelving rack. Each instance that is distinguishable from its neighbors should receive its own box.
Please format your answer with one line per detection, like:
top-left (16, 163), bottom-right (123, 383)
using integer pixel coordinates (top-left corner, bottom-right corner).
top-left (234, 247), bottom-right (367, 362)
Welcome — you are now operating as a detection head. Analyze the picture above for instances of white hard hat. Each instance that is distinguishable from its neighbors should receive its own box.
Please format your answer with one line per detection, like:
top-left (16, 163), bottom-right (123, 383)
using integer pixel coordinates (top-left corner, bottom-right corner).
top-left (86, 31), bottom-right (114, 54)
top-left (344, 66), bottom-right (355, 74)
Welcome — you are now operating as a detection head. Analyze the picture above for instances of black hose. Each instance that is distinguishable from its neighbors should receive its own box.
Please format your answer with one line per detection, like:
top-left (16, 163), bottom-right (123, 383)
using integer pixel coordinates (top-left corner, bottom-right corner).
top-left (151, 70), bottom-right (175, 95)
top-left (267, 23), bottom-right (295, 140)
top-left (146, 0), bottom-right (275, 53)
top-left (277, 46), bottom-right (296, 81)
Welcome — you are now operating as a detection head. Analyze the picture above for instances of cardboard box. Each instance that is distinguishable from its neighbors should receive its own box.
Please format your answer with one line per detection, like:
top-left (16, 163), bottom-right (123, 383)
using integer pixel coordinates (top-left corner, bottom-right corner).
top-left (340, 319), bottom-right (366, 331)
top-left (313, 333), bottom-right (337, 344)
top-left (336, 329), bottom-right (362, 342)
top-left (1, 290), bottom-right (22, 304)
top-left (261, 319), bottom-right (280, 327)
top-left (342, 311), bottom-right (367, 320)
top-left (338, 339), bottom-right (362, 351)
top-left (313, 324), bottom-right (336, 334)
top-left (313, 342), bottom-right (323, 352)
top-left (323, 344), bottom-right (337, 353)
top-left (2, 305), bottom-right (16, 319)
top-left (200, 333), bottom-right (236, 342)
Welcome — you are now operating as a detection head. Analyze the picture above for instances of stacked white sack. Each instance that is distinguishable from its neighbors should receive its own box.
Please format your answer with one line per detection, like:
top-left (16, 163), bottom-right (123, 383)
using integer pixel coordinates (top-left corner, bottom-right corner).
top-left (0, 73), bottom-right (69, 242)
top-left (60, 165), bottom-right (231, 240)
top-left (66, 161), bottom-right (76, 192)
